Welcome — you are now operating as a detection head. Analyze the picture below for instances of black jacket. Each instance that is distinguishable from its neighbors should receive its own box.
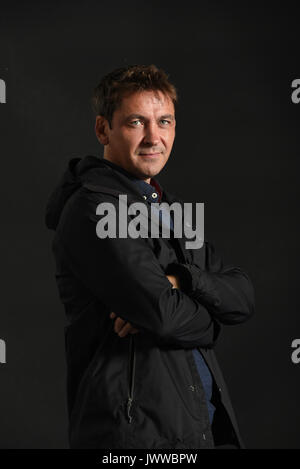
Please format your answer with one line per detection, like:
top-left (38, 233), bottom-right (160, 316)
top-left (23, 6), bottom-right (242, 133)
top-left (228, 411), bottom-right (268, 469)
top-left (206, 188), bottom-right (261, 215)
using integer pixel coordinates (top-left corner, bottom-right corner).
top-left (45, 155), bottom-right (255, 449)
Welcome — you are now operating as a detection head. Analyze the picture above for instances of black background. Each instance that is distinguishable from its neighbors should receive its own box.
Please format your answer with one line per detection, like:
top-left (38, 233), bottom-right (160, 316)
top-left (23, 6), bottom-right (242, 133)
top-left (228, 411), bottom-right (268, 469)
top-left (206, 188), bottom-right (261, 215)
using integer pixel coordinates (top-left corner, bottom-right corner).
top-left (0, 0), bottom-right (299, 449)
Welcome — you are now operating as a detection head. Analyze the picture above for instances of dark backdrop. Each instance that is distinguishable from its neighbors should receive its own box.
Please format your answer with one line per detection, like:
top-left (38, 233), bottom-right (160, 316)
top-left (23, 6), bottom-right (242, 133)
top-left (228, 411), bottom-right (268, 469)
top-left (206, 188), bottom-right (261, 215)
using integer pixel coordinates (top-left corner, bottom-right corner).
top-left (0, 0), bottom-right (299, 449)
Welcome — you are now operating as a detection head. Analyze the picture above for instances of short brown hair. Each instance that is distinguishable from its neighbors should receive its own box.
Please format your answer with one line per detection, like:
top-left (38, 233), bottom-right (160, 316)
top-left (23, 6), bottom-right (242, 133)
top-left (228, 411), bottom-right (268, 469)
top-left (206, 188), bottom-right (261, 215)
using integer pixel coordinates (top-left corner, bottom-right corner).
top-left (91, 64), bottom-right (178, 128)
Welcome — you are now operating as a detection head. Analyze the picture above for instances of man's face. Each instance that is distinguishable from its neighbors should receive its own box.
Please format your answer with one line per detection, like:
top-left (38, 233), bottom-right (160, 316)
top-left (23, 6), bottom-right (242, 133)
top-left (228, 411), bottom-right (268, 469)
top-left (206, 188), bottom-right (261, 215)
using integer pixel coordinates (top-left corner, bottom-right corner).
top-left (96, 90), bottom-right (176, 183)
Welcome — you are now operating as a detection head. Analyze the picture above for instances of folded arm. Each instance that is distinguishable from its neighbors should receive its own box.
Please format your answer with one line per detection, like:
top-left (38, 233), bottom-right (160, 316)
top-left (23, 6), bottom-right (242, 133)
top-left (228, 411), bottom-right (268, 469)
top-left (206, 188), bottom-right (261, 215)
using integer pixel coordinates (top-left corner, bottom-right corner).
top-left (166, 241), bottom-right (255, 325)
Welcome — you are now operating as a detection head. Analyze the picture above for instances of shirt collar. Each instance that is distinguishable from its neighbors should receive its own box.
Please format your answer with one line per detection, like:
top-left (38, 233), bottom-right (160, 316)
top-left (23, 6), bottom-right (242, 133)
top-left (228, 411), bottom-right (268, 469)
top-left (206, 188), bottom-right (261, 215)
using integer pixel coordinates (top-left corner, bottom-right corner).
top-left (131, 177), bottom-right (163, 203)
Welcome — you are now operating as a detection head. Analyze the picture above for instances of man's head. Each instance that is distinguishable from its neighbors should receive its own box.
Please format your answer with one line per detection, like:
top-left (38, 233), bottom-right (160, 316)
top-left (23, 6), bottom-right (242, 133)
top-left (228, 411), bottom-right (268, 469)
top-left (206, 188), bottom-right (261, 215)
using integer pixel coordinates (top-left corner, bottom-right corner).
top-left (92, 64), bottom-right (177, 183)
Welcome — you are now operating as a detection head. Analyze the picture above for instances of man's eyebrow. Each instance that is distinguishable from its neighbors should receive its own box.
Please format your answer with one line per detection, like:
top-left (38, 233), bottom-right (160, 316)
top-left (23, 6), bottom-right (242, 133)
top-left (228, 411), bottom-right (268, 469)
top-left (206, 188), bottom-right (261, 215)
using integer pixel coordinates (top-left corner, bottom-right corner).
top-left (160, 114), bottom-right (175, 121)
top-left (126, 113), bottom-right (175, 121)
top-left (126, 114), bottom-right (145, 120)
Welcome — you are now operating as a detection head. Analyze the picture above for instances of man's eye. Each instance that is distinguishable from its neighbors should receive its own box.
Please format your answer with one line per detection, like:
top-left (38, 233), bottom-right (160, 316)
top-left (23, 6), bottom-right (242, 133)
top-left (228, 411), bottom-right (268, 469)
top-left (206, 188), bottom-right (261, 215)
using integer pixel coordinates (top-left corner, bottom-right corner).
top-left (160, 119), bottom-right (170, 125)
top-left (131, 120), bottom-right (142, 126)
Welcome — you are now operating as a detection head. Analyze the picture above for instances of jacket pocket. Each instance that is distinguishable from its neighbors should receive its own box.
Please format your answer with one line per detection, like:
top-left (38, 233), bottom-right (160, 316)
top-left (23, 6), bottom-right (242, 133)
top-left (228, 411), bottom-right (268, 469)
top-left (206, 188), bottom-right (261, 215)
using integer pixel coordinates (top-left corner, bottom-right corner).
top-left (126, 334), bottom-right (136, 424)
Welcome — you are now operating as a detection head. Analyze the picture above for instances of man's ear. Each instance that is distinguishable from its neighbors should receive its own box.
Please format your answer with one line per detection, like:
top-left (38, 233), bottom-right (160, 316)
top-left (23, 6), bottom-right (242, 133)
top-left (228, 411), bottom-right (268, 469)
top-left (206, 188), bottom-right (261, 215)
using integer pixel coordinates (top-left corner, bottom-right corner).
top-left (95, 115), bottom-right (110, 145)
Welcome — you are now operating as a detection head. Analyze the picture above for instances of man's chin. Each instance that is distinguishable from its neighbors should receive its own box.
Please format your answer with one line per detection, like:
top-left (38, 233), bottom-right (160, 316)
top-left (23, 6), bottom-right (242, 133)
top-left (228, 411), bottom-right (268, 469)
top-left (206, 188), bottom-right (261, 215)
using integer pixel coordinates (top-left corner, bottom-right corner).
top-left (137, 166), bottom-right (163, 181)
top-left (136, 159), bottom-right (166, 178)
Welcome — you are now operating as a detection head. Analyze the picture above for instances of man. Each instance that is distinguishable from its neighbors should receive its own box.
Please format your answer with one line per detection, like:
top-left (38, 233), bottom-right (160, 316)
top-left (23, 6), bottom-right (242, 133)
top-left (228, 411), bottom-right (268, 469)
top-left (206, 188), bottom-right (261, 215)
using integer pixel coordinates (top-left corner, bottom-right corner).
top-left (45, 64), bottom-right (255, 449)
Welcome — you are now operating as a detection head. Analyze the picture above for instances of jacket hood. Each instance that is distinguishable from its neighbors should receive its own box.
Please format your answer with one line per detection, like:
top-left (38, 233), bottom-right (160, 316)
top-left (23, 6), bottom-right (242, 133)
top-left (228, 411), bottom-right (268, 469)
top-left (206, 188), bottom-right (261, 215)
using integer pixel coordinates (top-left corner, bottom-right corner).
top-left (45, 155), bottom-right (104, 231)
top-left (45, 155), bottom-right (155, 231)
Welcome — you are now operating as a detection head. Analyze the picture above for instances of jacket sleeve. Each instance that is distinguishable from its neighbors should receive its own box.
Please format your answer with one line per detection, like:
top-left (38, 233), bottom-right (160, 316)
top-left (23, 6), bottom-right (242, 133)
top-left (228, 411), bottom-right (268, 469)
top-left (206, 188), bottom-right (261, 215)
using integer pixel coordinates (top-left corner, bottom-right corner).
top-left (166, 241), bottom-right (255, 325)
top-left (54, 191), bottom-right (220, 349)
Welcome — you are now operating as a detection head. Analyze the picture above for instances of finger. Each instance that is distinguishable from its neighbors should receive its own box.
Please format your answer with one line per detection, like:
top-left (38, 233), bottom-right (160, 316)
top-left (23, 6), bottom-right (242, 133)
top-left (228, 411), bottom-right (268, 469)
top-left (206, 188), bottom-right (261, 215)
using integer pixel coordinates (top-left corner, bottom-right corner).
top-left (118, 322), bottom-right (135, 338)
top-left (166, 275), bottom-right (175, 288)
top-left (110, 312), bottom-right (116, 319)
top-left (114, 317), bottom-right (126, 334)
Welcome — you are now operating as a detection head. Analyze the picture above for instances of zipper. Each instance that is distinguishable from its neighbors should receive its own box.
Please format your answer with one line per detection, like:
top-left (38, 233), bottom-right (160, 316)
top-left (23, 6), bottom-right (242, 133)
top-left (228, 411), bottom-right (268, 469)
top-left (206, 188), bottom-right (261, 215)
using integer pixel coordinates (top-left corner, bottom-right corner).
top-left (126, 334), bottom-right (136, 424)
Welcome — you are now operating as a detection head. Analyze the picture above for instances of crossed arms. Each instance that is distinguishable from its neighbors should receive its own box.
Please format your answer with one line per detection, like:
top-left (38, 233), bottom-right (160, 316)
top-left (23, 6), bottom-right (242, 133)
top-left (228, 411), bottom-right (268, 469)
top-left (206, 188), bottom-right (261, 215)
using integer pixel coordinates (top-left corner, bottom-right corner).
top-left (110, 274), bottom-right (180, 337)
top-left (56, 192), bottom-right (255, 349)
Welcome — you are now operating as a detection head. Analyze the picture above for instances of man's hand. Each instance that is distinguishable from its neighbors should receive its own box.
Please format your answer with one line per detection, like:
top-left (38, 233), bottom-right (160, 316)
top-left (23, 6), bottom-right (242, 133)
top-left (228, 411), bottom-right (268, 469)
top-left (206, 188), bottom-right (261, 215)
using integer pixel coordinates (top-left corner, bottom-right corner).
top-left (110, 274), bottom-right (181, 338)
top-left (166, 274), bottom-right (181, 289)
top-left (110, 312), bottom-right (139, 337)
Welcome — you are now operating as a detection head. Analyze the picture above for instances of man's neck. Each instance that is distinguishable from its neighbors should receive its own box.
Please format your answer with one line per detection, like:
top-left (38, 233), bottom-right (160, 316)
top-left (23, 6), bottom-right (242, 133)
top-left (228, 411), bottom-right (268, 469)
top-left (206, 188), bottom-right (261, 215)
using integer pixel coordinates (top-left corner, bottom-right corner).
top-left (103, 156), bottom-right (151, 184)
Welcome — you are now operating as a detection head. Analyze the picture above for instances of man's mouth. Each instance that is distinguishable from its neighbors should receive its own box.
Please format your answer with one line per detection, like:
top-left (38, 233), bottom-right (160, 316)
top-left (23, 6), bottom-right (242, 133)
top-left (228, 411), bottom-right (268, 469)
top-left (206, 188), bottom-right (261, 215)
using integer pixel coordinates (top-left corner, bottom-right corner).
top-left (139, 152), bottom-right (161, 157)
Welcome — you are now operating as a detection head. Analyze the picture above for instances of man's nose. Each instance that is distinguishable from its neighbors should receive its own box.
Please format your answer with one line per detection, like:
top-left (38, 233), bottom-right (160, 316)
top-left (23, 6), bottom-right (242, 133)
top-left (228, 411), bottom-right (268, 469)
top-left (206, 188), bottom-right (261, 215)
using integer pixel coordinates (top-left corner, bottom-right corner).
top-left (143, 122), bottom-right (160, 145)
